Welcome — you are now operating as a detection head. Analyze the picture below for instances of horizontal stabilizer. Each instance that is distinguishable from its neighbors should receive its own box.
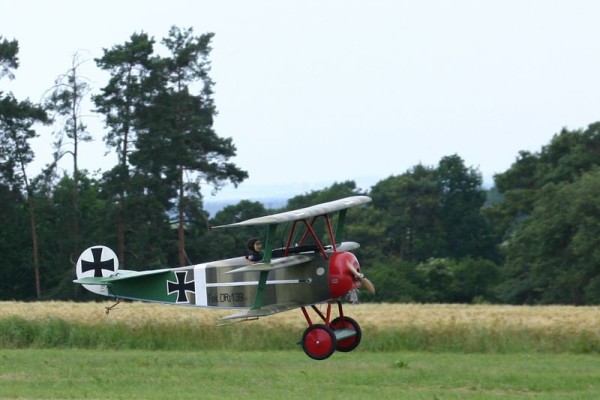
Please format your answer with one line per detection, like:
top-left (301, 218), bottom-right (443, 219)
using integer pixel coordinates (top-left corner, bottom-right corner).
top-left (73, 276), bottom-right (112, 285)
top-left (224, 254), bottom-right (312, 275)
top-left (73, 268), bottom-right (173, 285)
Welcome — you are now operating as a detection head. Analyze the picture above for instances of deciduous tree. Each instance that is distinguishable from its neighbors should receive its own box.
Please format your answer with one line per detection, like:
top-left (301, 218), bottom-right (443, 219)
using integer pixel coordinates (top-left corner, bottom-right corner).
top-left (45, 53), bottom-right (92, 257)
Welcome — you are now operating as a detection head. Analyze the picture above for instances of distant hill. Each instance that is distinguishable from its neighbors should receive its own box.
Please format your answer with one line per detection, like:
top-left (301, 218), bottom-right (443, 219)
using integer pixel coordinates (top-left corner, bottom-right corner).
top-left (201, 176), bottom-right (380, 218)
top-left (203, 176), bottom-right (497, 217)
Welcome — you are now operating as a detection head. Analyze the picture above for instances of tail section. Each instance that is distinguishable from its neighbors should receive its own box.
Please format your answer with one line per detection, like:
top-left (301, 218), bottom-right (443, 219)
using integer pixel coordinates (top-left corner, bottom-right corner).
top-left (75, 246), bottom-right (119, 296)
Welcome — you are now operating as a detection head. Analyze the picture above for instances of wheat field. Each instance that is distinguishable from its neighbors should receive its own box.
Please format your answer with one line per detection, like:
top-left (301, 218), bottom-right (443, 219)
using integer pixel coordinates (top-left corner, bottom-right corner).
top-left (2, 301), bottom-right (599, 334)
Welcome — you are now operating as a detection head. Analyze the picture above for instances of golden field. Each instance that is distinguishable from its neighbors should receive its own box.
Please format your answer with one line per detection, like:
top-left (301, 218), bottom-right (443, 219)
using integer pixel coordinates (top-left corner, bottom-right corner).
top-left (1, 301), bottom-right (599, 335)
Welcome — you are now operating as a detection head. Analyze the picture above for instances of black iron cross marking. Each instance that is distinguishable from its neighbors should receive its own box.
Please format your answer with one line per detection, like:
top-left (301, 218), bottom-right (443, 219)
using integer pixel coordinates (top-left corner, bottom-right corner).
top-left (81, 247), bottom-right (115, 277)
top-left (167, 271), bottom-right (195, 303)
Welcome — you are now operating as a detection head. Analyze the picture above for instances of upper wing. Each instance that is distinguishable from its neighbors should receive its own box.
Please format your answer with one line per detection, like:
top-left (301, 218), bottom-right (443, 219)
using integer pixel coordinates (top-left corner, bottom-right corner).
top-left (211, 195), bottom-right (372, 228)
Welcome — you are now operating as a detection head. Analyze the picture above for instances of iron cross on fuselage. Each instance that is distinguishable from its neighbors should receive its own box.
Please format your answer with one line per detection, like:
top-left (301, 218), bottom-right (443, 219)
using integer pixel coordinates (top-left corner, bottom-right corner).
top-left (167, 271), bottom-right (195, 303)
top-left (81, 247), bottom-right (115, 277)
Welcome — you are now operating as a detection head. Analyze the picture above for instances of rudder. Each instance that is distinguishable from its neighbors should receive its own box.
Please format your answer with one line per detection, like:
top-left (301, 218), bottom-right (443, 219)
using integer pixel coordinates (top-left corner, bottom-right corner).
top-left (75, 246), bottom-right (119, 296)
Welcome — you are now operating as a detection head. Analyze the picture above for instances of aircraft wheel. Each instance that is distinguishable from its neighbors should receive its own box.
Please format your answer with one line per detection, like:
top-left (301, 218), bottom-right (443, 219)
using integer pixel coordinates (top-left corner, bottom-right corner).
top-left (302, 324), bottom-right (337, 360)
top-left (330, 316), bottom-right (362, 352)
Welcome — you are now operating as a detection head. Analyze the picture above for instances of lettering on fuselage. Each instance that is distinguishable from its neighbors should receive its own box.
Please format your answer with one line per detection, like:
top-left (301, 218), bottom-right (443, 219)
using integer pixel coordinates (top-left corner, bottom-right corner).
top-left (207, 292), bottom-right (245, 304)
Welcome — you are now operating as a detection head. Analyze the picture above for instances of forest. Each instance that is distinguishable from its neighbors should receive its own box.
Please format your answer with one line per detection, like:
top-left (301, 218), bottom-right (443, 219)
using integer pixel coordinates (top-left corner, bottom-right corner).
top-left (2, 28), bottom-right (600, 305)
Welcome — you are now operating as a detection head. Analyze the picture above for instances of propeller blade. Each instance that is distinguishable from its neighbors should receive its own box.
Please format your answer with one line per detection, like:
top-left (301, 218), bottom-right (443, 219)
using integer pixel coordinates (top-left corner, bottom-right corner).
top-left (362, 277), bottom-right (376, 295)
top-left (346, 261), bottom-right (361, 279)
top-left (346, 260), bottom-right (375, 295)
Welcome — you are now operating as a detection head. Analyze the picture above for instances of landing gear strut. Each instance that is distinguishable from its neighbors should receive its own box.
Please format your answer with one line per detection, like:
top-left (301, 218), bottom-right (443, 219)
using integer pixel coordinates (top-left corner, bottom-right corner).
top-left (300, 300), bottom-right (362, 360)
top-left (105, 298), bottom-right (123, 315)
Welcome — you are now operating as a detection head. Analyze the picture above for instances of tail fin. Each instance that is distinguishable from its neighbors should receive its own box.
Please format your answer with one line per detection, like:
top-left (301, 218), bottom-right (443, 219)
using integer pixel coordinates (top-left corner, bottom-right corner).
top-left (75, 246), bottom-right (119, 296)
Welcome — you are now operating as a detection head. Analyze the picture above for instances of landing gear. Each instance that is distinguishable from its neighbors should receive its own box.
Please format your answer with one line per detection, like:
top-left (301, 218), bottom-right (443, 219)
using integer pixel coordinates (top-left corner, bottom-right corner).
top-left (330, 316), bottom-right (361, 352)
top-left (302, 324), bottom-right (337, 360)
top-left (300, 300), bottom-right (361, 360)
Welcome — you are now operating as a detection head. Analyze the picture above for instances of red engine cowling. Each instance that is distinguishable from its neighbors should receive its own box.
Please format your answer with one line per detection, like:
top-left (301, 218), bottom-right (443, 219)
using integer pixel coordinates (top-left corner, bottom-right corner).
top-left (328, 252), bottom-right (361, 299)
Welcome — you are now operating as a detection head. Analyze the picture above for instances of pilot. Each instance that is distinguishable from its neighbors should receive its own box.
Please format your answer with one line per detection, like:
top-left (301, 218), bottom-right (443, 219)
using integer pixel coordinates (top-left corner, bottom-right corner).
top-left (246, 238), bottom-right (263, 262)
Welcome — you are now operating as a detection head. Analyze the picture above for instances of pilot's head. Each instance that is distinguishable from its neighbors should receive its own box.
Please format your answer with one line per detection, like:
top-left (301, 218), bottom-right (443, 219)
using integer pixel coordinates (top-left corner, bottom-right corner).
top-left (247, 238), bottom-right (262, 252)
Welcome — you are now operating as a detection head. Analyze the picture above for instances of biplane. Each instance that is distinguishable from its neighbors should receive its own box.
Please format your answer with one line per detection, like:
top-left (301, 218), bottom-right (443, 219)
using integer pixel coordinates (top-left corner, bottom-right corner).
top-left (74, 195), bottom-right (374, 360)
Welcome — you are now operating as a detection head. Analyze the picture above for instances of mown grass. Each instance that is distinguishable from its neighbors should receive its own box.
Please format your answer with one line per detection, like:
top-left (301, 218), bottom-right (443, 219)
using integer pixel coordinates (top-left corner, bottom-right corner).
top-left (1, 302), bottom-right (600, 353)
top-left (1, 349), bottom-right (599, 399)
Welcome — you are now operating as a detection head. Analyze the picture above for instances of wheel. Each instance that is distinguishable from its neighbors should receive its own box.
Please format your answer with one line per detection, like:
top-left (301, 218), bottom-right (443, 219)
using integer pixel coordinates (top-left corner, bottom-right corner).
top-left (330, 316), bottom-right (362, 352)
top-left (302, 324), bottom-right (337, 360)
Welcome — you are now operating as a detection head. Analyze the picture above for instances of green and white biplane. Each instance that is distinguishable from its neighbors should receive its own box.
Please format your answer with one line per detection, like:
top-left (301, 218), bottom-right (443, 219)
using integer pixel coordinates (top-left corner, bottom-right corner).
top-left (74, 195), bottom-right (374, 360)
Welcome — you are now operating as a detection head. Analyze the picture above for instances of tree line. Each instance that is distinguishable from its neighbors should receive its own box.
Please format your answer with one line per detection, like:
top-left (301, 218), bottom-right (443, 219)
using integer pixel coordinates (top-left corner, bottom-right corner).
top-left (2, 29), bottom-right (600, 304)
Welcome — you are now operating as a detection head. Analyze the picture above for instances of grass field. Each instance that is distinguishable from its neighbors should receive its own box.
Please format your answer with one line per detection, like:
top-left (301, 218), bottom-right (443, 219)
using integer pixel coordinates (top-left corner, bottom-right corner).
top-left (1, 302), bottom-right (600, 399)
top-left (1, 349), bottom-right (599, 399)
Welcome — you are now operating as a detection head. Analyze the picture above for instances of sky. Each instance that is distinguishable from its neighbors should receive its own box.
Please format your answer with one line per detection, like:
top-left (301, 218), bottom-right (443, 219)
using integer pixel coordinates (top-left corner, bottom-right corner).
top-left (3, 0), bottom-right (600, 202)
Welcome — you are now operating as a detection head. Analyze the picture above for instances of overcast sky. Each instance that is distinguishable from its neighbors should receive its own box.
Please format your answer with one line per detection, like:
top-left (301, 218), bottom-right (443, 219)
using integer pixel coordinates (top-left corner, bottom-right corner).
top-left (3, 0), bottom-right (600, 201)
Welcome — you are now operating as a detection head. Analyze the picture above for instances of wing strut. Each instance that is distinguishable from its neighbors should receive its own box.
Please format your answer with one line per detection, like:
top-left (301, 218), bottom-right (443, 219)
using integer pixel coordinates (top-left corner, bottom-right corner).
top-left (252, 223), bottom-right (277, 309)
top-left (324, 213), bottom-right (336, 252)
top-left (334, 209), bottom-right (348, 244)
top-left (285, 214), bottom-right (336, 258)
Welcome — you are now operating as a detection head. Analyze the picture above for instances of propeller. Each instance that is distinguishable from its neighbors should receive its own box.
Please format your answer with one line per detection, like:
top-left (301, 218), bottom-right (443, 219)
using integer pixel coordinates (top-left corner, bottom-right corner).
top-left (346, 261), bottom-right (376, 295)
